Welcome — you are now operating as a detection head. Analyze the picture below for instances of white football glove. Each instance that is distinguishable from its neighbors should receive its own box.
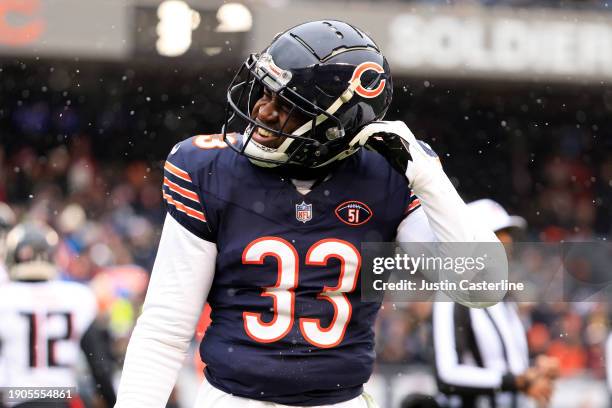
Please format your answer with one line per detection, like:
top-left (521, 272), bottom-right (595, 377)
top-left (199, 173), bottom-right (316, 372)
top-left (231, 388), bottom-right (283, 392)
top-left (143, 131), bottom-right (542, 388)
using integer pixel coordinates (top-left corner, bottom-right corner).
top-left (356, 120), bottom-right (443, 192)
top-left (356, 120), bottom-right (507, 308)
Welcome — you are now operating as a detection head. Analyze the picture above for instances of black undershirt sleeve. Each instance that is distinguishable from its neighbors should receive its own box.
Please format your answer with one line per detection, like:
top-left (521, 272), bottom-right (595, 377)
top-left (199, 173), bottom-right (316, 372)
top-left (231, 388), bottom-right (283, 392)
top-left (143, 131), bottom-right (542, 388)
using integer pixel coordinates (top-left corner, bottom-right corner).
top-left (80, 322), bottom-right (117, 407)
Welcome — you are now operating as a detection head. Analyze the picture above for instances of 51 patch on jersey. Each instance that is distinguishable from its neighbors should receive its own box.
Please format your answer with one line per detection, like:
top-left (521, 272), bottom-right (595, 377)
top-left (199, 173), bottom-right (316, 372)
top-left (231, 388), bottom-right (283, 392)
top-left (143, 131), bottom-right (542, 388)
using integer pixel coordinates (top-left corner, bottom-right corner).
top-left (335, 201), bottom-right (373, 226)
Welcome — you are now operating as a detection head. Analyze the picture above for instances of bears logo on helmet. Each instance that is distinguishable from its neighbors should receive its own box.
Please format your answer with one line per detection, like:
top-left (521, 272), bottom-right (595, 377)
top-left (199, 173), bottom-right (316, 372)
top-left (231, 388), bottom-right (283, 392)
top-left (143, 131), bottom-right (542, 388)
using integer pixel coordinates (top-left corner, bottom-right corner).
top-left (351, 62), bottom-right (387, 99)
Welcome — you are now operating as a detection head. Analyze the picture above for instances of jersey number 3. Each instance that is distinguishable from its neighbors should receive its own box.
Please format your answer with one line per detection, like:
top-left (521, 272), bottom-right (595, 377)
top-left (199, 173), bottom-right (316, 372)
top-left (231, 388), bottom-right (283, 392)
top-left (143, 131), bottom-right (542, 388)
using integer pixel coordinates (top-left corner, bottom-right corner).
top-left (242, 237), bottom-right (360, 348)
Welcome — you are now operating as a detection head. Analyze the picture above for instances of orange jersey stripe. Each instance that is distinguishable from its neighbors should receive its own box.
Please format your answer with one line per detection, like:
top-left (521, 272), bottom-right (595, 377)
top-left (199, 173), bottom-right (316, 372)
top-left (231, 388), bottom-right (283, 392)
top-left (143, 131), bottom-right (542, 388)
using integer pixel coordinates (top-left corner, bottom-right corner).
top-left (163, 177), bottom-right (200, 203)
top-left (407, 198), bottom-right (421, 212)
top-left (163, 193), bottom-right (206, 222)
top-left (164, 161), bottom-right (192, 182)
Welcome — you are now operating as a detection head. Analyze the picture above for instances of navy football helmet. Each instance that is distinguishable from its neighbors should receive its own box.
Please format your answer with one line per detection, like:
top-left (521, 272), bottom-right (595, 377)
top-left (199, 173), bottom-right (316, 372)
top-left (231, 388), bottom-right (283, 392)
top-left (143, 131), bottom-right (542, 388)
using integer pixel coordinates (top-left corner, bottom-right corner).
top-left (223, 20), bottom-right (393, 169)
top-left (5, 221), bottom-right (59, 280)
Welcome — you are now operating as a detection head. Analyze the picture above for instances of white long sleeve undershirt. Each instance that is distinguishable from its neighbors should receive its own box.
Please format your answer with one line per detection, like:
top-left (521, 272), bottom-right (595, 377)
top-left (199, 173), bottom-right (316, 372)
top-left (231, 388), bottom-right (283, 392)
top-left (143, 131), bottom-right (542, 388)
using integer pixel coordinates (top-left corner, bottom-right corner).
top-left (114, 215), bottom-right (217, 408)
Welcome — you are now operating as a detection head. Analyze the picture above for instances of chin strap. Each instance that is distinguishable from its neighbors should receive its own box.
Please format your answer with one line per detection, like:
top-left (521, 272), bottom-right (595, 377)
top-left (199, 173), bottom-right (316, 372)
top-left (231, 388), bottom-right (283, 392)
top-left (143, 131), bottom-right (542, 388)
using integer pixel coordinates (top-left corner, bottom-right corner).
top-left (308, 121), bottom-right (373, 168)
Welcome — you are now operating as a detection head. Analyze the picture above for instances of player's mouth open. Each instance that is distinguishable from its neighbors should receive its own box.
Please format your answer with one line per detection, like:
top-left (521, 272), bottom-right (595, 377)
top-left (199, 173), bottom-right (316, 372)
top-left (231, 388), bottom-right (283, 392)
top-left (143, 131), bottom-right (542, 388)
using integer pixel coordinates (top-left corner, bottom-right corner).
top-left (251, 127), bottom-right (286, 148)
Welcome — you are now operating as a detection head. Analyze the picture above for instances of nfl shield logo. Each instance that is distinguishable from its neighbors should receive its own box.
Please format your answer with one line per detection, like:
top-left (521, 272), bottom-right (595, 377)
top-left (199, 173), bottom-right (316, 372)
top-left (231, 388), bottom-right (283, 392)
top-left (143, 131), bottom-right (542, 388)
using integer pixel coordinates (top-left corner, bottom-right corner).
top-left (295, 201), bottom-right (312, 223)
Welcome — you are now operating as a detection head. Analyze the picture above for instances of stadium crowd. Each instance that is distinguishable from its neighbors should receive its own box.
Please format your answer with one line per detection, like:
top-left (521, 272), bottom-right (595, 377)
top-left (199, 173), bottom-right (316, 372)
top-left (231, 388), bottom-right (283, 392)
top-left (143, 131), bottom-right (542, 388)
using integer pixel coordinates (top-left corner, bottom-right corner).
top-left (1, 58), bottom-right (610, 405)
top-left (2, 118), bottom-right (609, 393)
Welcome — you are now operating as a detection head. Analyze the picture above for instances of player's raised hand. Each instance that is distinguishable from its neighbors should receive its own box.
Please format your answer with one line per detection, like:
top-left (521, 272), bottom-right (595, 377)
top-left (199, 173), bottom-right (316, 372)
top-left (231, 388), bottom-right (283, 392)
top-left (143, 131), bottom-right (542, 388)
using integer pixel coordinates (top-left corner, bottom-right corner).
top-left (360, 120), bottom-right (442, 191)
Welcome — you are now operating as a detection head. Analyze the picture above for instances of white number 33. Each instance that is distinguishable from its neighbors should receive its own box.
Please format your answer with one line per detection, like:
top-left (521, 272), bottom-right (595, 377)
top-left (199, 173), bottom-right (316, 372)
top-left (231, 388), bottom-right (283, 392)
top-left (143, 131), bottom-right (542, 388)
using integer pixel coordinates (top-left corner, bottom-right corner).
top-left (242, 237), bottom-right (361, 348)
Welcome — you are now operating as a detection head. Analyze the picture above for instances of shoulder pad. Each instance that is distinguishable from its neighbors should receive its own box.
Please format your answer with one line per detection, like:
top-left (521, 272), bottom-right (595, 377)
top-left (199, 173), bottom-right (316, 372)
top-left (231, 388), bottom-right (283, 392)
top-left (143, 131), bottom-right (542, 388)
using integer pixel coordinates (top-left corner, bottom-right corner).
top-left (167, 134), bottom-right (237, 172)
top-left (163, 134), bottom-right (238, 242)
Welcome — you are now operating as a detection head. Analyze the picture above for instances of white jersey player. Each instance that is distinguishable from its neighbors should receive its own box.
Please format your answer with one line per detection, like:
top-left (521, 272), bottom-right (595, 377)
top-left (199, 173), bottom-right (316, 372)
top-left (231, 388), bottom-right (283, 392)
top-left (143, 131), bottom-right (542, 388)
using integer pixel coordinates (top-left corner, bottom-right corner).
top-left (0, 281), bottom-right (96, 388)
top-left (0, 222), bottom-right (116, 407)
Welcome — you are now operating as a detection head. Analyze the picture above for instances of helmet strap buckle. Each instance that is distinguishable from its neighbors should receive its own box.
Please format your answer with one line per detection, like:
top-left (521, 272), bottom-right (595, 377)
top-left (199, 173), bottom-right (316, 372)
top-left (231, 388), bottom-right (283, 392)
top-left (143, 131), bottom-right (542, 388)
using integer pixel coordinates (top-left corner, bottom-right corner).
top-left (325, 127), bottom-right (345, 140)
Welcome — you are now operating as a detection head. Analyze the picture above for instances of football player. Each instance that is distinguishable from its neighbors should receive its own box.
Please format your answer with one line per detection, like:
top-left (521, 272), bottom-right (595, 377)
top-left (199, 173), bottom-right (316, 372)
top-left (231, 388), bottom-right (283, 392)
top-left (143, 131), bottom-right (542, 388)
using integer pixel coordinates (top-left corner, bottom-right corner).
top-left (115, 20), bottom-right (500, 408)
top-left (0, 222), bottom-right (116, 407)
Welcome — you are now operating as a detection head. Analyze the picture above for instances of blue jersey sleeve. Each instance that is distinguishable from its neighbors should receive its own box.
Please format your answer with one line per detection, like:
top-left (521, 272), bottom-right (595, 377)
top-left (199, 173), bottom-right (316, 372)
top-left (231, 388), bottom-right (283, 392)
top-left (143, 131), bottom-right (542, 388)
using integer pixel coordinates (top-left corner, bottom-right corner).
top-left (162, 138), bottom-right (216, 242)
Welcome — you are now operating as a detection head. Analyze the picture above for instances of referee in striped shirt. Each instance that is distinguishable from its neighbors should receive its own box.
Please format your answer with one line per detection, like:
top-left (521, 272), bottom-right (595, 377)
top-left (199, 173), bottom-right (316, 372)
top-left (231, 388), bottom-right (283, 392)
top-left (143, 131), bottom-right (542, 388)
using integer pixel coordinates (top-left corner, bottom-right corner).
top-left (433, 199), bottom-right (559, 408)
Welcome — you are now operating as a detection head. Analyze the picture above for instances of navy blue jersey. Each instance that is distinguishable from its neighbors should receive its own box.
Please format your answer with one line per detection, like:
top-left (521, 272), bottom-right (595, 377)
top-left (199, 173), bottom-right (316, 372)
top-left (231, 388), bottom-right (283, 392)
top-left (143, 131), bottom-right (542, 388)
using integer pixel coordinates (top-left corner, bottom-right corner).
top-left (162, 135), bottom-right (420, 406)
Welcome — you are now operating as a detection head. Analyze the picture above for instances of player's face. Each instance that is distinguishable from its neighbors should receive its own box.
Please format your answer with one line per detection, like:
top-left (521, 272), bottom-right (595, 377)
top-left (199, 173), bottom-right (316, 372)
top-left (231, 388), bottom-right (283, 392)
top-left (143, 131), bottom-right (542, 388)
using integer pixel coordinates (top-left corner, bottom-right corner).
top-left (250, 87), bottom-right (307, 148)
